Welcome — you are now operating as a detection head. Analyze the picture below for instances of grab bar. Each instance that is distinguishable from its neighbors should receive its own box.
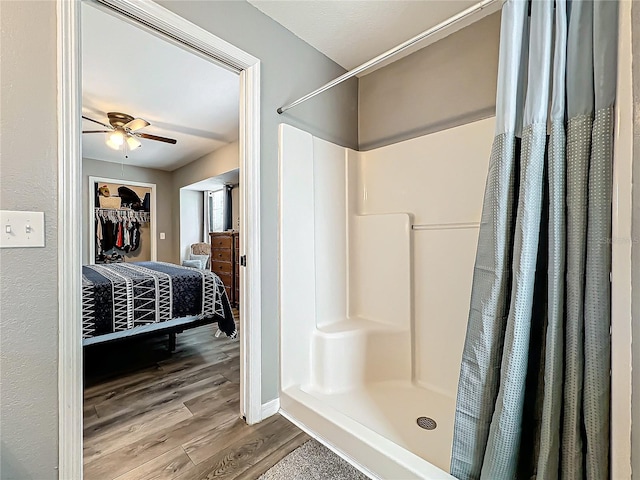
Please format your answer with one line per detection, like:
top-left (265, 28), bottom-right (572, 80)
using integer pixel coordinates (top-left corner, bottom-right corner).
top-left (412, 222), bottom-right (480, 231)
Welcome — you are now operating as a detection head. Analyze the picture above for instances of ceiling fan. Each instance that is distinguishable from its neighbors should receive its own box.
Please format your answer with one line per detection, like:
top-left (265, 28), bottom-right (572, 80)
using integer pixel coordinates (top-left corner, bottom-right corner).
top-left (82, 112), bottom-right (177, 151)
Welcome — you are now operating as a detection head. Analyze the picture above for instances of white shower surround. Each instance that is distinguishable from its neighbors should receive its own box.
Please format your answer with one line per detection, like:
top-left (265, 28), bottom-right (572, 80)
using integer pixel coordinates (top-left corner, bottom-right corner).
top-left (278, 119), bottom-right (494, 478)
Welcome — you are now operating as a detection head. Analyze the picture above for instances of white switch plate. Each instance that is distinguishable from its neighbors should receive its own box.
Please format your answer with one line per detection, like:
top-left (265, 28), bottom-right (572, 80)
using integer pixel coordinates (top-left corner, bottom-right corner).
top-left (160, 232), bottom-right (166, 240)
top-left (0, 210), bottom-right (45, 248)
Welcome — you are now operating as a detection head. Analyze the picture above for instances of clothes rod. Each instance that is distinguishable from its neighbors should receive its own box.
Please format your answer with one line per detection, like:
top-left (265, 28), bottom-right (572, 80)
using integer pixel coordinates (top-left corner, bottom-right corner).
top-left (277, 0), bottom-right (502, 114)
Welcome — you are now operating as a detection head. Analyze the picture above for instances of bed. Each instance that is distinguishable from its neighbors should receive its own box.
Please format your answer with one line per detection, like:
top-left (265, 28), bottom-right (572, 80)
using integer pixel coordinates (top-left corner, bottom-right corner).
top-left (81, 261), bottom-right (236, 348)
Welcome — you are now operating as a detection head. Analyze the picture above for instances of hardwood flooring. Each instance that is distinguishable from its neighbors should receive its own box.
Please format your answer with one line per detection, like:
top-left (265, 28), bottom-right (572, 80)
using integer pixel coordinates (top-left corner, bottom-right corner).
top-left (83, 318), bottom-right (309, 480)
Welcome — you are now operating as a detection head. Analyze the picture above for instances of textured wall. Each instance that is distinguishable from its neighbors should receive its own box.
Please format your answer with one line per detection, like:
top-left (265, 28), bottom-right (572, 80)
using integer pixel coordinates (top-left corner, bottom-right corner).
top-left (632, 3), bottom-right (640, 475)
top-left (0, 1), bottom-right (357, 475)
top-left (0, 1), bottom-right (60, 478)
top-left (82, 158), bottom-right (174, 264)
top-left (358, 11), bottom-right (500, 150)
top-left (158, 0), bottom-right (359, 403)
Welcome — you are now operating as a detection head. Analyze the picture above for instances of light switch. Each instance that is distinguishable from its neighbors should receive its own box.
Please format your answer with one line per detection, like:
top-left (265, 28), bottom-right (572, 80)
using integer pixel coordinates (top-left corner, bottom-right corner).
top-left (159, 232), bottom-right (166, 240)
top-left (0, 211), bottom-right (45, 248)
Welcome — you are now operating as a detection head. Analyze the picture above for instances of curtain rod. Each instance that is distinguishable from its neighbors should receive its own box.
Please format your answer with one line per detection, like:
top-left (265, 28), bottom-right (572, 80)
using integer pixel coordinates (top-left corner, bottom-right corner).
top-left (277, 0), bottom-right (502, 115)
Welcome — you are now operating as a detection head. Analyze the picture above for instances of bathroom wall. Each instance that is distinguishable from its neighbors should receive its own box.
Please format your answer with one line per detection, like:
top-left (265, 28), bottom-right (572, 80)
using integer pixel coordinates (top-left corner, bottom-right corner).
top-left (358, 117), bottom-right (494, 396)
top-left (0, 2), bottom-right (59, 477)
top-left (160, 0), bottom-right (359, 404)
top-left (358, 12), bottom-right (500, 151)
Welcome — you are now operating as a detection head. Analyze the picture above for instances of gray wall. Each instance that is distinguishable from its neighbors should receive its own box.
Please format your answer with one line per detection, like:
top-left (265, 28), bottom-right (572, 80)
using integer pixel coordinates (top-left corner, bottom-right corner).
top-left (172, 141), bottom-right (239, 264)
top-left (159, 0), bottom-right (359, 403)
top-left (632, 3), bottom-right (640, 476)
top-left (0, 9), bottom-right (355, 477)
top-left (358, 11), bottom-right (500, 150)
top-left (0, 1), bottom-right (60, 479)
top-left (82, 158), bottom-right (175, 264)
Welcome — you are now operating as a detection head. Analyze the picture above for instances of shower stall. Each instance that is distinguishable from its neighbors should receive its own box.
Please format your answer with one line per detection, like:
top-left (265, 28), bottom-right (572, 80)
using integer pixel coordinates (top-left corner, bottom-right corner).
top-left (278, 119), bottom-right (494, 478)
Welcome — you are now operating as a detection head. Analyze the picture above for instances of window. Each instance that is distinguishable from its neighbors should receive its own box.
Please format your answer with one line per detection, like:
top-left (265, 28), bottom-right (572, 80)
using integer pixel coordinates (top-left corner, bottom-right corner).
top-left (208, 189), bottom-right (225, 232)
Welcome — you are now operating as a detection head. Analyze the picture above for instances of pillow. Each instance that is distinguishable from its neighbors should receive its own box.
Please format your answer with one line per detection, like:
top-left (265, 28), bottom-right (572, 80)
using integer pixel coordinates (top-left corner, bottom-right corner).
top-left (182, 259), bottom-right (202, 269)
top-left (190, 253), bottom-right (210, 269)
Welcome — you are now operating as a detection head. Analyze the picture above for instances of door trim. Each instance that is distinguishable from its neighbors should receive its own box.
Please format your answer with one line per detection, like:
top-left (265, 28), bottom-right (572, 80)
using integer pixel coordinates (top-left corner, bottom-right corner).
top-left (610, 0), bottom-right (633, 477)
top-left (57, 1), bottom-right (262, 478)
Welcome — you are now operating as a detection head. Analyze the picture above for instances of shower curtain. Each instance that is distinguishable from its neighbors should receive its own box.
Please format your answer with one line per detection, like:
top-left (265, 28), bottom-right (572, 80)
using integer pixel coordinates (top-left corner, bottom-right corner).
top-left (450, 1), bottom-right (617, 479)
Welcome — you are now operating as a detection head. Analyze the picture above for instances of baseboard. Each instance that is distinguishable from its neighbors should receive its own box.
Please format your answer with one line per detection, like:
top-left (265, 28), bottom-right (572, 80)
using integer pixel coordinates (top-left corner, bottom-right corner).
top-left (261, 398), bottom-right (281, 420)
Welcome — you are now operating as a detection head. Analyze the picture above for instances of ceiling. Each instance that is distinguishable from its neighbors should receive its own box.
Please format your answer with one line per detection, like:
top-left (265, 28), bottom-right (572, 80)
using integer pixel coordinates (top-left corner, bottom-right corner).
top-left (82, 4), bottom-right (239, 171)
top-left (182, 169), bottom-right (240, 192)
top-left (248, 0), bottom-right (480, 71)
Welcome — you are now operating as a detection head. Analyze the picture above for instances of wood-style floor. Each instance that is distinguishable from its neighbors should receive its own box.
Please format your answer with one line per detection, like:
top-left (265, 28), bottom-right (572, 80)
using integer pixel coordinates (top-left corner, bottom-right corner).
top-left (83, 317), bottom-right (309, 480)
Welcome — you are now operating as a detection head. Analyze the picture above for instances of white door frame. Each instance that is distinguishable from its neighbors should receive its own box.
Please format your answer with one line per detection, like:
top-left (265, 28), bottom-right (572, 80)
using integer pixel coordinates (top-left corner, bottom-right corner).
top-left (610, 0), bottom-right (633, 478)
top-left (57, 1), bottom-right (262, 478)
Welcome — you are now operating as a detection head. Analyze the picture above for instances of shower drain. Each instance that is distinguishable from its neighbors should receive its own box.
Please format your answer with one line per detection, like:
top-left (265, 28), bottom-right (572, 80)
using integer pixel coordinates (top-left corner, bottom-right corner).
top-left (417, 416), bottom-right (437, 430)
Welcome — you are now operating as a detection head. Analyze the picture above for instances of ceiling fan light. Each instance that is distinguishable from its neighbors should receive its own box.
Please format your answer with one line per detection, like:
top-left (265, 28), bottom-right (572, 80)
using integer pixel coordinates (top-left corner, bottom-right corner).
top-left (107, 130), bottom-right (125, 148)
top-left (106, 138), bottom-right (121, 150)
top-left (126, 136), bottom-right (142, 150)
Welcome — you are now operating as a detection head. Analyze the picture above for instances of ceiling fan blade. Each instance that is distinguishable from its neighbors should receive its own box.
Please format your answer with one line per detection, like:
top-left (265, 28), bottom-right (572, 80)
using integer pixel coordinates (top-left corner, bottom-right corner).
top-left (135, 133), bottom-right (177, 144)
top-left (82, 130), bottom-right (112, 133)
top-left (82, 115), bottom-right (113, 130)
top-left (124, 118), bottom-right (150, 132)
top-left (126, 136), bottom-right (142, 150)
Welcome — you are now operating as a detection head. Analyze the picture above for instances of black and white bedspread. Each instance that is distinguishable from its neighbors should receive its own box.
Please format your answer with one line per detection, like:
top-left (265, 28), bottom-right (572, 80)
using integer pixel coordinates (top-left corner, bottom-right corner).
top-left (82, 261), bottom-right (236, 340)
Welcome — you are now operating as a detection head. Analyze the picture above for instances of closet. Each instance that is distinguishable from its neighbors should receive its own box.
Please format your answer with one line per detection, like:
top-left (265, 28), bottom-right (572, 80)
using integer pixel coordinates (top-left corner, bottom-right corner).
top-left (89, 177), bottom-right (156, 264)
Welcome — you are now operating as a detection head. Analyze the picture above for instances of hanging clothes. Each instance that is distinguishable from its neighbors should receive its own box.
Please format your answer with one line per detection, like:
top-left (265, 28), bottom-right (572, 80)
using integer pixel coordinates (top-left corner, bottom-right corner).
top-left (130, 220), bottom-right (141, 252)
top-left (95, 209), bottom-right (149, 258)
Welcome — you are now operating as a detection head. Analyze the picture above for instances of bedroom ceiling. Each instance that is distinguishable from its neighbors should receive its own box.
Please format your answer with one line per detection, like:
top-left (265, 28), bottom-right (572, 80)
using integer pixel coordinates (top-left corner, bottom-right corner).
top-left (182, 169), bottom-right (240, 192)
top-left (247, 0), bottom-right (480, 71)
top-left (82, 4), bottom-right (239, 172)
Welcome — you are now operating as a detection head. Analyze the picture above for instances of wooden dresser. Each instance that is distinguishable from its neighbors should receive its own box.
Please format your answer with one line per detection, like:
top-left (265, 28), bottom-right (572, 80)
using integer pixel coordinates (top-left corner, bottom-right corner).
top-left (209, 231), bottom-right (239, 308)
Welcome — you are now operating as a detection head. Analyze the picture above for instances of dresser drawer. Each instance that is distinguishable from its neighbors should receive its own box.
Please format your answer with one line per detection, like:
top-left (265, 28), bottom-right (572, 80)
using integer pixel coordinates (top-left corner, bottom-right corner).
top-left (212, 249), bottom-right (233, 262)
top-left (211, 260), bottom-right (233, 275)
top-left (216, 272), bottom-right (232, 287)
top-left (210, 235), bottom-right (233, 249)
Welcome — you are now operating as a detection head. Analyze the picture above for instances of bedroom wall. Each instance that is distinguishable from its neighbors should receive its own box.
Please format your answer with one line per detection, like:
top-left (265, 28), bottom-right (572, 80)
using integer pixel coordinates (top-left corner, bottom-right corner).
top-left (0, 1), bottom-right (59, 479)
top-left (82, 158), bottom-right (174, 264)
top-left (358, 11), bottom-right (500, 150)
top-left (172, 141), bottom-right (239, 264)
top-left (179, 189), bottom-right (204, 262)
top-left (157, 0), bottom-right (359, 403)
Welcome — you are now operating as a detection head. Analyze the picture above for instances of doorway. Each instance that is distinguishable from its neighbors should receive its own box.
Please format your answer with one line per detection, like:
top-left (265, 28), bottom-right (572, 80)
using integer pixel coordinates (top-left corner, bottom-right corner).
top-left (57, 0), bottom-right (262, 477)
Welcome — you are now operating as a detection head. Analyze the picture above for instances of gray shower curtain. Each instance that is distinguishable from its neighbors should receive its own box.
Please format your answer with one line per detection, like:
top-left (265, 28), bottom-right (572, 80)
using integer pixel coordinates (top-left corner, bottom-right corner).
top-left (450, 1), bottom-right (617, 479)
